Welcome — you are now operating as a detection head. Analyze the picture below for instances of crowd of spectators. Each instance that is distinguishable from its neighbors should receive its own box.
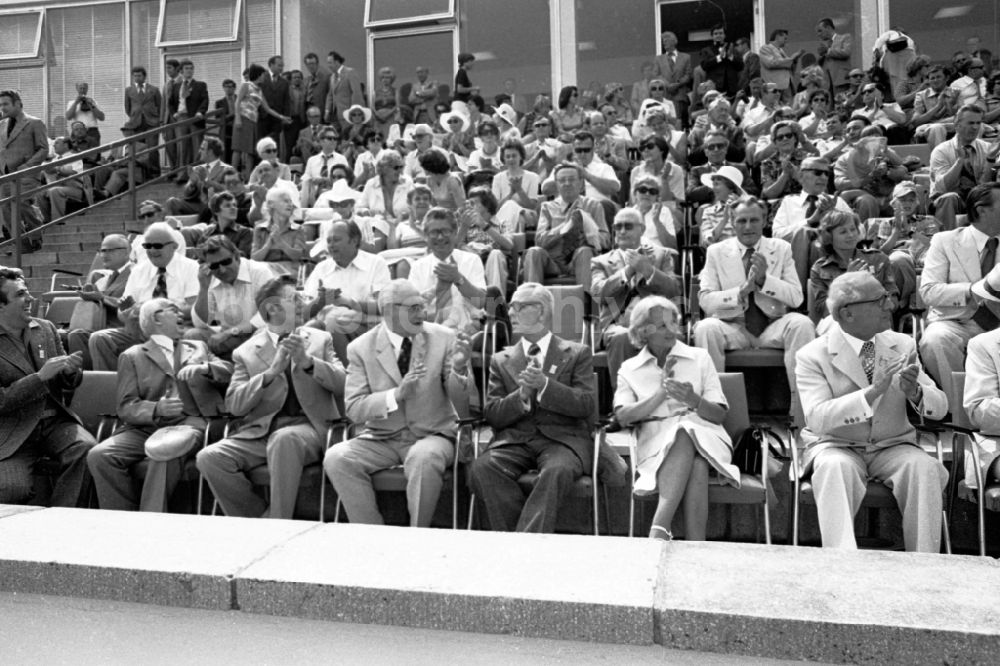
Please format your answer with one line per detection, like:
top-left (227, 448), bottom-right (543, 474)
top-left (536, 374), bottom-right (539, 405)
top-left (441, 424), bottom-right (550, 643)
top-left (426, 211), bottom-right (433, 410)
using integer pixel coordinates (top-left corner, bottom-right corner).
top-left (2, 19), bottom-right (1000, 552)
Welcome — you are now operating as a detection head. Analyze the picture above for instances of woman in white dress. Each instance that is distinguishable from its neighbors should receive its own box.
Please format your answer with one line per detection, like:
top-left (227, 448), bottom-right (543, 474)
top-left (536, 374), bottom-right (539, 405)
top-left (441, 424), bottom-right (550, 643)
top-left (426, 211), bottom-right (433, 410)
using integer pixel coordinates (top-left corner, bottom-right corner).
top-left (614, 296), bottom-right (739, 541)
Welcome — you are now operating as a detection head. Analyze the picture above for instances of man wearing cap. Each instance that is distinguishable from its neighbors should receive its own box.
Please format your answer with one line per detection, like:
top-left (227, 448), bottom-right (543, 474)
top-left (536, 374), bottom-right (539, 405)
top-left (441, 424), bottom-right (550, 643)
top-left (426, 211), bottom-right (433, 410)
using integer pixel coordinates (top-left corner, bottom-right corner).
top-left (67, 234), bottom-right (133, 369)
top-left (919, 182), bottom-right (1000, 399)
top-left (687, 132), bottom-right (755, 205)
top-left (592, 208), bottom-right (679, 388)
top-left (912, 65), bottom-right (958, 150)
top-left (869, 181), bottom-right (941, 310)
top-left (759, 29), bottom-right (803, 103)
top-left (90, 222), bottom-right (200, 371)
top-left (197, 275), bottom-right (346, 519)
top-left (696, 197), bottom-right (815, 426)
top-left (300, 126), bottom-right (348, 207)
top-left (303, 220), bottom-right (390, 363)
top-left (409, 66), bottom-right (439, 126)
top-left (796, 271), bottom-right (948, 552)
top-left (323, 278), bottom-right (473, 527)
top-left (930, 104), bottom-right (992, 231)
top-left (950, 57), bottom-right (987, 109)
top-left (771, 157), bottom-right (853, 289)
top-left (87, 298), bottom-right (232, 512)
top-left (816, 17), bottom-right (853, 94)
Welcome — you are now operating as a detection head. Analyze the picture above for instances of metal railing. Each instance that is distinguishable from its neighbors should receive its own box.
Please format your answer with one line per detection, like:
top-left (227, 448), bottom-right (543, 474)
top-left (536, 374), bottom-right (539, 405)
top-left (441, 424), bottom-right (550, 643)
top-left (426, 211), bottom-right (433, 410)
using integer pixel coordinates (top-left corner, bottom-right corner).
top-left (0, 109), bottom-right (224, 266)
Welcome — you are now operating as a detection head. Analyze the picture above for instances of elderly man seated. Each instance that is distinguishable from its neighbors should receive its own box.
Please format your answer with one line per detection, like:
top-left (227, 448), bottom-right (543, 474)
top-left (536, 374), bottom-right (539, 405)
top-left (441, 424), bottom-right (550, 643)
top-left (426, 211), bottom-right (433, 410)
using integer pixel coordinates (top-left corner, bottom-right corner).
top-left (89, 222), bottom-right (200, 371)
top-left (592, 208), bottom-right (679, 388)
top-left (523, 163), bottom-right (609, 294)
top-left (795, 272), bottom-right (948, 552)
top-left (39, 135), bottom-right (86, 222)
top-left (303, 219), bottom-right (391, 363)
top-left (323, 279), bottom-right (473, 527)
top-left (196, 275), bottom-right (346, 519)
top-left (694, 197), bottom-right (815, 426)
top-left (67, 234), bottom-right (133, 369)
top-left (87, 299), bottom-right (232, 512)
top-left (833, 126), bottom-right (907, 224)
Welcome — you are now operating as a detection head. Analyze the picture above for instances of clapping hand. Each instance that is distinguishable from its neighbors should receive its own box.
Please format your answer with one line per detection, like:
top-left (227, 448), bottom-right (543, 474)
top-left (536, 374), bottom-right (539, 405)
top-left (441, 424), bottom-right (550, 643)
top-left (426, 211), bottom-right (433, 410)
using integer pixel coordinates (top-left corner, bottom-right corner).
top-left (452, 332), bottom-right (471, 369)
top-left (869, 355), bottom-right (907, 399)
top-left (749, 252), bottom-right (768, 286)
top-left (396, 362), bottom-right (426, 401)
top-left (178, 363), bottom-right (208, 382)
top-left (663, 379), bottom-right (699, 409)
top-left (897, 363), bottom-right (922, 402)
top-left (847, 257), bottom-right (869, 273)
top-left (433, 260), bottom-right (462, 284)
top-left (280, 331), bottom-right (310, 367)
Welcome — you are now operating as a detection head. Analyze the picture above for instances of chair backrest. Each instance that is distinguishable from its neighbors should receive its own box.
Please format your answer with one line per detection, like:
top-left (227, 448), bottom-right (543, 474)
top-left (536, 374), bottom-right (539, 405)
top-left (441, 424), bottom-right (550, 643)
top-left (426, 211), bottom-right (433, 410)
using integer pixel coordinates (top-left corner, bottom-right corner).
top-left (718, 372), bottom-right (750, 440)
top-left (69, 371), bottom-right (119, 435)
top-left (950, 371), bottom-right (972, 430)
top-left (44, 296), bottom-right (82, 328)
top-left (165, 215), bottom-right (201, 228)
top-left (544, 284), bottom-right (586, 342)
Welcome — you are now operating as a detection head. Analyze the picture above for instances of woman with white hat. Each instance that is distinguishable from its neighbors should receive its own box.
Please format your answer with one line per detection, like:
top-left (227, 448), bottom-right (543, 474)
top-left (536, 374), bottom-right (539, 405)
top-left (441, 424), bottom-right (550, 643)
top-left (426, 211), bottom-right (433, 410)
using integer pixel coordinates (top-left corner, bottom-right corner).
top-left (341, 103), bottom-right (373, 153)
top-left (439, 101), bottom-right (474, 158)
top-left (697, 165), bottom-right (746, 247)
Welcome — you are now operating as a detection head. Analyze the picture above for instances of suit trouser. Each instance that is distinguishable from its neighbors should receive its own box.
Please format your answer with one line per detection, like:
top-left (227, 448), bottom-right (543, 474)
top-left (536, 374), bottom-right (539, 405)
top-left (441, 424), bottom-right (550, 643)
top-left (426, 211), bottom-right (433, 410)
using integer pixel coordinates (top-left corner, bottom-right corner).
top-left (196, 417), bottom-right (320, 519)
top-left (694, 314), bottom-right (815, 426)
top-left (0, 418), bottom-right (95, 506)
top-left (162, 123), bottom-right (179, 172)
top-left (323, 433), bottom-right (454, 527)
top-left (469, 438), bottom-right (583, 533)
top-left (89, 326), bottom-right (143, 371)
top-left (87, 427), bottom-right (191, 512)
top-left (43, 183), bottom-right (85, 221)
top-left (522, 246), bottom-right (594, 294)
top-left (811, 444), bottom-right (948, 552)
top-left (175, 115), bottom-right (203, 169)
top-left (0, 174), bottom-right (42, 239)
top-left (919, 318), bottom-right (983, 400)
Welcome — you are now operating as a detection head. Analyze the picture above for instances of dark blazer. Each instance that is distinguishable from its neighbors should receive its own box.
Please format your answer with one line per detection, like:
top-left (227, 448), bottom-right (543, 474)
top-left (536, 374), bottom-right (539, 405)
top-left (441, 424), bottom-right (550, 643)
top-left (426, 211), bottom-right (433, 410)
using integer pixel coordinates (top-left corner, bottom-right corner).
top-left (700, 43), bottom-right (743, 97)
top-left (0, 319), bottom-right (83, 461)
top-left (484, 335), bottom-right (596, 469)
top-left (262, 73), bottom-right (291, 116)
top-left (175, 79), bottom-right (209, 128)
top-left (0, 113), bottom-right (49, 174)
top-left (123, 84), bottom-right (162, 131)
top-left (304, 66), bottom-right (332, 112)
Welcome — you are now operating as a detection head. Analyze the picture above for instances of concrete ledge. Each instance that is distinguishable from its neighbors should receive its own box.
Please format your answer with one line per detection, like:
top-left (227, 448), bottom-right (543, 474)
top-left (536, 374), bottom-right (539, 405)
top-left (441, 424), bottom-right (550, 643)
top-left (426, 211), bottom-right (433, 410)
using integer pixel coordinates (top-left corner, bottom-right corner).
top-left (654, 541), bottom-right (1000, 664)
top-left (235, 524), bottom-right (662, 645)
top-left (0, 504), bottom-right (43, 520)
top-left (0, 507), bottom-right (317, 609)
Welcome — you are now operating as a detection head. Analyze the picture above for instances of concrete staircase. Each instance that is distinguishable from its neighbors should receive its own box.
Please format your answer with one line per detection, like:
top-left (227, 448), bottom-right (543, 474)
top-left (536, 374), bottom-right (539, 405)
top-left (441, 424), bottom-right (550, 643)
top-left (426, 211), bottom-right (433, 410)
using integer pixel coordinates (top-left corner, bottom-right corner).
top-left (10, 181), bottom-right (181, 295)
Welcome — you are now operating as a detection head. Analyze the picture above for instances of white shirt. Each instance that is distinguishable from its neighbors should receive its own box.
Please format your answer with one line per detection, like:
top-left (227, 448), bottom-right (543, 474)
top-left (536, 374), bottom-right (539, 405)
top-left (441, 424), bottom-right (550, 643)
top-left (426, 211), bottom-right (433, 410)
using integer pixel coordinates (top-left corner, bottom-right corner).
top-left (839, 329), bottom-right (899, 420)
top-left (66, 101), bottom-right (99, 128)
top-left (492, 169), bottom-right (541, 204)
top-left (192, 258), bottom-right (275, 331)
top-left (302, 250), bottom-right (391, 301)
top-left (301, 151), bottom-right (349, 193)
top-left (467, 146), bottom-right (502, 171)
top-left (771, 192), bottom-right (852, 239)
top-left (123, 253), bottom-right (200, 305)
top-left (408, 249), bottom-right (487, 327)
top-left (149, 334), bottom-right (175, 372)
top-left (519, 331), bottom-right (552, 405)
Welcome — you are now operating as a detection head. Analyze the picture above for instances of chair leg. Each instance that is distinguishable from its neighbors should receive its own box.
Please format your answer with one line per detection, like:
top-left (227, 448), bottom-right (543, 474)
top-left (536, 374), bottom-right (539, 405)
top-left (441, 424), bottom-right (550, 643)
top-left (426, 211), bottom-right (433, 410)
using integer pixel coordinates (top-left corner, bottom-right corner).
top-left (763, 497), bottom-right (772, 545)
top-left (791, 480), bottom-right (801, 546)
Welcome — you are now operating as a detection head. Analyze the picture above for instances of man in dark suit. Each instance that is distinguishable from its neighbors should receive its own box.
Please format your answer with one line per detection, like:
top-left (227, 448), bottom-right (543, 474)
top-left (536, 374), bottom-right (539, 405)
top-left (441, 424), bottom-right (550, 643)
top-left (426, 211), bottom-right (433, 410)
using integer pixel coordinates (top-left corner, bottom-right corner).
top-left (654, 31), bottom-right (693, 127)
top-left (324, 51), bottom-right (365, 129)
top-left (124, 66), bottom-right (162, 175)
top-left (700, 23), bottom-right (743, 98)
top-left (171, 59), bottom-right (209, 174)
top-left (469, 282), bottom-right (596, 532)
top-left (0, 266), bottom-right (94, 505)
top-left (294, 106), bottom-right (330, 162)
top-left (161, 59), bottom-right (181, 177)
top-left (214, 79), bottom-right (237, 165)
top-left (260, 55), bottom-right (291, 148)
top-left (303, 52), bottom-right (331, 116)
top-left (735, 37), bottom-right (761, 96)
top-left (0, 89), bottom-right (49, 240)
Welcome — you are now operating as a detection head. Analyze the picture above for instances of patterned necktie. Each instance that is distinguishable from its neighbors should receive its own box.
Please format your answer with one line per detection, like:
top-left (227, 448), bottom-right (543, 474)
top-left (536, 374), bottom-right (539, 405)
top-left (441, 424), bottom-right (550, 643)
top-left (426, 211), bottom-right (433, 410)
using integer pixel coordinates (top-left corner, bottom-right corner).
top-left (152, 267), bottom-right (167, 298)
top-left (397, 336), bottom-right (412, 377)
top-left (861, 341), bottom-right (875, 384)
top-left (973, 237), bottom-right (1000, 330)
top-left (320, 155), bottom-right (330, 179)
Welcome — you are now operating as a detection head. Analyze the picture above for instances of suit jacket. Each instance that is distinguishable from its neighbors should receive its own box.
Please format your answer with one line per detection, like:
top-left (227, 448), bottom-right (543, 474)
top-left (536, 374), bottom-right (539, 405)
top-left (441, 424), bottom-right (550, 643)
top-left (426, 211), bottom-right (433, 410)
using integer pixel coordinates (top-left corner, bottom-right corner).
top-left (115, 339), bottom-right (232, 432)
top-left (124, 85), bottom-right (162, 131)
top-left (0, 114), bottom-right (49, 175)
top-left (821, 33), bottom-right (853, 89)
top-left (215, 96), bottom-right (237, 138)
top-left (759, 43), bottom-right (795, 90)
top-left (699, 236), bottom-right (803, 321)
top-left (700, 43), bottom-right (743, 97)
top-left (344, 322), bottom-right (472, 441)
top-left (262, 73), bottom-right (291, 117)
top-left (738, 53), bottom-right (761, 94)
top-left (175, 79), bottom-right (209, 128)
top-left (162, 77), bottom-right (179, 123)
top-left (919, 226), bottom-right (984, 323)
top-left (296, 124), bottom-right (332, 161)
top-left (654, 51), bottom-right (693, 103)
top-left (591, 245), bottom-right (679, 331)
top-left (184, 160), bottom-right (232, 202)
top-left (226, 327), bottom-right (346, 440)
top-left (91, 263), bottom-right (132, 327)
top-left (796, 327), bottom-right (946, 473)
top-left (325, 66), bottom-right (365, 122)
top-left (0, 319), bottom-right (83, 461)
top-left (484, 336), bottom-right (596, 469)
top-left (304, 66), bottom-right (332, 112)
top-left (965, 329), bottom-right (1000, 436)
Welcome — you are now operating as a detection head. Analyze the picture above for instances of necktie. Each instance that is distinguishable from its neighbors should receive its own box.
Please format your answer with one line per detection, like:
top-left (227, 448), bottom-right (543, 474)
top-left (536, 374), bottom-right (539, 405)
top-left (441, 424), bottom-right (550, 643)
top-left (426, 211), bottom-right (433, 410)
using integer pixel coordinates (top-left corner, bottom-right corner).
top-left (860, 341), bottom-right (875, 384)
top-left (181, 80), bottom-right (190, 99)
top-left (152, 267), bottom-right (167, 298)
top-left (397, 336), bottom-right (412, 377)
top-left (106, 269), bottom-right (120, 288)
top-left (973, 237), bottom-right (1000, 330)
top-left (275, 333), bottom-right (302, 416)
top-left (742, 248), bottom-right (770, 337)
top-left (320, 155), bottom-right (330, 179)
top-left (804, 194), bottom-right (819, 220)
top-left (527, 343), bottom-right (541, 367)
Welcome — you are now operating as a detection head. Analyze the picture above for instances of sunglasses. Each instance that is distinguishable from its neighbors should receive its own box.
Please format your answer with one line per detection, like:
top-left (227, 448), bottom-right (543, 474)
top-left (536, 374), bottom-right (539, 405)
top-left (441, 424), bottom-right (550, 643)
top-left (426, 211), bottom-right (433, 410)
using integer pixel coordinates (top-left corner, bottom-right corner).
top-left (142, 241), bottom-right (175, 250)
top-left (613, 223), bottom-right (637, 230)
top-left (207, 256), bottom-right (235, 270)
top-left (705, 143), bottom-right (727, 150)
top-left (447, 118), bottom-right (462, 124)
top-left (635, 185), bottom-right (660, 195)
top-left (775, 133), bottom-right (795, 140)
top-left (574, 147), bottom-right (593, 153)
top-left (649, 86), bottom-right (665, 91)
top-left (138, 211), bottom-right (157, 219)
top-left (261, 148), bottom-right (277, 154)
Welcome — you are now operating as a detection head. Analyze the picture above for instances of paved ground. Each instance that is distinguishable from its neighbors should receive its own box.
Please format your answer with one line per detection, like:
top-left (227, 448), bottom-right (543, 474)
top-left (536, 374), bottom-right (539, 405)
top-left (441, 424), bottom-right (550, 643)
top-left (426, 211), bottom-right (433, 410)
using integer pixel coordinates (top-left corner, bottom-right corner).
top-left (0, 592), bottom-right (813, 665)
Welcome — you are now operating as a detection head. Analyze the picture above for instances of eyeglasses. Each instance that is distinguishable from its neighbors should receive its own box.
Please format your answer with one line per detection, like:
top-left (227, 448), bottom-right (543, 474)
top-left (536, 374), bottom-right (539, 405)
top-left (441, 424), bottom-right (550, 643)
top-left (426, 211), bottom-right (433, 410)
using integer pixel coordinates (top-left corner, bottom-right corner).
top-left (845, 293), bottom-right (891, 308)
top-left (138, 211), bottom-right (157, 220)
top-left (509, 302), bottom-right (543, 313)
top-left (802, 169), bottom-right (829, 177)
top-left (849, 74), bottom-right (864, 79)
top-left (261, 148), bottom-right (277, 154)
top-left (321, 135), bottom-right (337, 141)
top-left (774, 133), bottom-right (795, 140)
top-left (704, 143), bottom-right (727, 150)
top-left (574, 147), bottom-right (593, 154)
top-left (207, 256), bottom-right (235, 271)
top-left (141, 241), bottom-right (175, 250)
top-left (426, 228), bottom-right (454, 238)
top-left (649, 86), bottom-right (665, 91)
top-left (329, 200), bottom-right (354, 207)
top-left (635, 185), bottom-right (660, 195)
top-left (447, 118), bottom-right (462, 124)
top-left (613, 223), bottom-right (637, 230)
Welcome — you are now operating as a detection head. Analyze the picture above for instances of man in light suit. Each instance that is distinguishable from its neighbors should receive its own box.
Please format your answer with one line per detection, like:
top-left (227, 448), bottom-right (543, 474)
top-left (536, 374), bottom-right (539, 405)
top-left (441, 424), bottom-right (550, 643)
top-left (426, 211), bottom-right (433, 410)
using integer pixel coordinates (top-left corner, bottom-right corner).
top-left (796, 272), bottom-right (948, 552)
top-left (172, 60), bottom-right (210, 173)
top-left (87, 298), bottom-right (232, 512)
top-left (654, 31), bottom-right (692, 127)
top-left (759, 29), bottom-right (803, 103)
top-left (303, 53), bottom-right (331, 117)
top-left (817, 17), bottom-right (853, 93)
top-left (0, 266), bottom-right (93, 506)
top-left (323, 279), bottom-right (474, 527)
top-left (919, 183), bottom-right (1000, 400)
top-left (409, 66), bottom-right (439, 126)
top-left (962, 279), bottom-right (1000, 510)
top-left (694, 197), bottom-right (815, 425)
top-left (196, 275), bottom-right (346, 519)
top-left (123, 66), bottom-right (162, 174)
top-left (324, 51), bottom-right (365, 129)
top-left (469, 282), bottom-right (596, 532)
top-left (67, 234), bottom-right (133, 369)
top-left (0, 89), bottom-right (49, 239)
top-left (592, 208), bottom-right (679, 389)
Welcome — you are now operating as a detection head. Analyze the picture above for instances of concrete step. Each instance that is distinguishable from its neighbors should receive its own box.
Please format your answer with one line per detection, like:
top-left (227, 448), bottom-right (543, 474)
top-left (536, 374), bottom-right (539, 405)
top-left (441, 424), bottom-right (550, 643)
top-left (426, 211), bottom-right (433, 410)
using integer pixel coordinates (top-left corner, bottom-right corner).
top-left (58, 251), bottom-right (98, 265)
top-left (44, 242), bottom-right (83, 253)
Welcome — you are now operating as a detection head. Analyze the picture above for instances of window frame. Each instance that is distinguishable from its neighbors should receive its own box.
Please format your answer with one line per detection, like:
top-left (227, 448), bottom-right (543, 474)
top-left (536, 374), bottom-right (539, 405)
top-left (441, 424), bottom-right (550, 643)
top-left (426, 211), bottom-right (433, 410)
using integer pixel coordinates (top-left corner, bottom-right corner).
top-left (367, 24), bottom-right (458, 97)
top-left (155, 0), bottom-right (243, 48)
top-left (0, 9), bottom-right (45, 61)
top-left (364, 0), bottom-right (456, 30)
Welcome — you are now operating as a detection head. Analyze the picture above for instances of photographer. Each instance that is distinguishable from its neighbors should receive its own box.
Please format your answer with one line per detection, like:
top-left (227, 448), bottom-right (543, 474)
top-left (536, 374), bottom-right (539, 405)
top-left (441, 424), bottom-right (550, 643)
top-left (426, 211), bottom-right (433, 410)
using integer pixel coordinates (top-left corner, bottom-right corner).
top-left (64, 82), bottom-right (105, 145)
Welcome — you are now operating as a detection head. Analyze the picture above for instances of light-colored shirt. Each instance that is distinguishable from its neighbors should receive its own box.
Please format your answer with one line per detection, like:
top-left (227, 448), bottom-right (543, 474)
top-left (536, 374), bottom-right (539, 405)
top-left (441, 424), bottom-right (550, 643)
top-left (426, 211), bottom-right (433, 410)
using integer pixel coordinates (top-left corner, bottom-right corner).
top-left (149, 334), bottom-right (175, 372)
top-left (193, 258), bottom-right (274, 331)
top-left (302, 250), bottom-right (391, 301)
top-left (301, 151), bottom-right (349, 190)
top-left (492, 169), bottom-right (541, 204)
top-left (123, 254), bottom-right (200, 305)
top-left (408, 249), bottom-right (486, 330)
top-left (771, 192), bottom-right (852, 239)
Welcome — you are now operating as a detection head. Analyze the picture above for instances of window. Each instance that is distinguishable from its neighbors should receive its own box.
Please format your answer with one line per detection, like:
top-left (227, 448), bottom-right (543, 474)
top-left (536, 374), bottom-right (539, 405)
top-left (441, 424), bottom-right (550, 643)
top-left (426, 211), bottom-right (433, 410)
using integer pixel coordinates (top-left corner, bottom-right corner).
top-left (366, 0), bottom-right (455, 29)
top-left (156, 0), bottom-right (242, 47)
top-left (371, 27), bottom-right (456, 100)
top-left (0, 10), bottom-right (44, 60)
